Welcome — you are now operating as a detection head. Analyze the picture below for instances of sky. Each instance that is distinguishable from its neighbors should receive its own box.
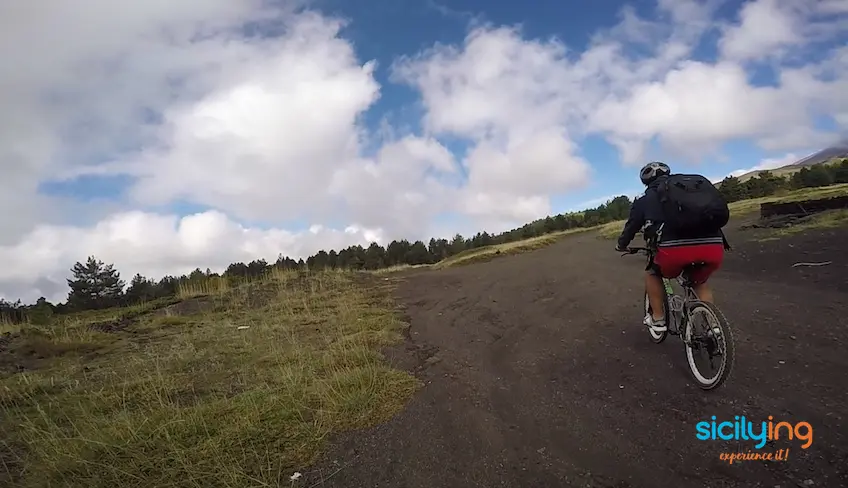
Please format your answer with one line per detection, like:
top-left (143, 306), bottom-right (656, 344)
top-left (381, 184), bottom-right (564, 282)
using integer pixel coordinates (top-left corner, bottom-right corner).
top-left (1, 0), bottom-right (847, 304)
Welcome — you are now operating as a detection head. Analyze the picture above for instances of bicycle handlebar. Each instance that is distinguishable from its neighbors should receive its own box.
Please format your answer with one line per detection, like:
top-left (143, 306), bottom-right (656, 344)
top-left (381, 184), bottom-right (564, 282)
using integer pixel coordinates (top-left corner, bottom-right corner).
top-left (620, 246), bottom-right (652, 257)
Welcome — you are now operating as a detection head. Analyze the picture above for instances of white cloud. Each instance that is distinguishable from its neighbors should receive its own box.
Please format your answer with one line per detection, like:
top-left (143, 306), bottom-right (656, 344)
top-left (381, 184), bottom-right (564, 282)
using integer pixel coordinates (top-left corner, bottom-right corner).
top-left (328, 136), bottom-right (460, 235)
top-left (588, 61), bottom-right (815, 162)
top-left (718, 0), bottom-right (805, 61)
top-left (586, 0), bottom-right (848, 164)
top-left (113, 15), bottom-right (381, 225)
top-left (719, 0), bottom-right (848, 62)
top-left (0, 2), bottom-right (279, 252)
top-left (0, 0), bottom-right (282, 181)
top-left (2, 0), bottom-right (848, 303)
top-left (818, 0), bottom-right (848, 14)
top-left (51, 12), bottom-right (383, 225)
top-left (393, 26), bottom-right (593, 222)
top-left (394, 26), bottom-right (572, 139)
top-left (457, 130), bottom-right (591, 221)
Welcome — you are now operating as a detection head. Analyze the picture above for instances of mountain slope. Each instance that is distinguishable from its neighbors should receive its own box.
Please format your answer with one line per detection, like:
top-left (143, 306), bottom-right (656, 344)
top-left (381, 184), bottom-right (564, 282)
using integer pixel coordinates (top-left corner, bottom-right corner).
top-left (728, 142), bottom-right (848, 182)
top-left (785, 142), bottom-right (848, 168)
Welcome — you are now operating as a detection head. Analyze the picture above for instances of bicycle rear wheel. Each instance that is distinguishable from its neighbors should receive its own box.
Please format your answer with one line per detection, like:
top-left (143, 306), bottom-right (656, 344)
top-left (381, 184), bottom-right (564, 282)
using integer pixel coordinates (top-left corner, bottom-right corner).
top-left (683, 300), bottom-right (735, 390)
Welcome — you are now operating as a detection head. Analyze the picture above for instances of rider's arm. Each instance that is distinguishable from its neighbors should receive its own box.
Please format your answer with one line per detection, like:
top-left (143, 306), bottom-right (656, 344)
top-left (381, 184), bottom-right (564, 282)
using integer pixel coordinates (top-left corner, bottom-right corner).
top-left (617, 197), bottom-right (645, 250)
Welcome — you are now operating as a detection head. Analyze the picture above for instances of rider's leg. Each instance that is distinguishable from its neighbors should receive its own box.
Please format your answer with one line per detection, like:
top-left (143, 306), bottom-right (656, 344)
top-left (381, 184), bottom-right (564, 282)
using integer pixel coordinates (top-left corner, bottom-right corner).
top-left (647, 248), bottom-right (684, 331)
top-left (645, 271), bottom-right (666, 322)
top-left (693, 282), bottom-right (713, 303)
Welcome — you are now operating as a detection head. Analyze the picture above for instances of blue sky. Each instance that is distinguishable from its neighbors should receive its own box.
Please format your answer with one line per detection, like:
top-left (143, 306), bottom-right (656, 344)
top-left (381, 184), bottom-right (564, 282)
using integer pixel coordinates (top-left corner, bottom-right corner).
top-left (4, 0), bottom-right (848, 302)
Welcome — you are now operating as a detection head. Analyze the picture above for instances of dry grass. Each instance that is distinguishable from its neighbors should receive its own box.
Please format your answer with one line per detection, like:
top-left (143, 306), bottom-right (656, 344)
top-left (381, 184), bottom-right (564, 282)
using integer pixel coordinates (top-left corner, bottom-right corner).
top-left (0, 319), bottom-right (22, 335)
top-left (596, 220), bottom-right (626, 240)
top-left (370, 264), bottom-right (431, 275)
top-left (433, 227), bottom-right (595, 269)
top-left (0, 269), bottom-right (420, 488)
top-left (177, 275), bottom-right (230, 299)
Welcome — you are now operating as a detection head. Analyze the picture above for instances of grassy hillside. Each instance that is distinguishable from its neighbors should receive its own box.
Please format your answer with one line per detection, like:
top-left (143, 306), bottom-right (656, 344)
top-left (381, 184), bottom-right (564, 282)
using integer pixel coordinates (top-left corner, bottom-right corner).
top-left (721, 182), bottom-right (848, 215)
top-left (0, 269), bottom-right (420, 488)
top-left (433, 227), bottom-right (596, 269)
top-left (733, 157), bottom-right (847, 182)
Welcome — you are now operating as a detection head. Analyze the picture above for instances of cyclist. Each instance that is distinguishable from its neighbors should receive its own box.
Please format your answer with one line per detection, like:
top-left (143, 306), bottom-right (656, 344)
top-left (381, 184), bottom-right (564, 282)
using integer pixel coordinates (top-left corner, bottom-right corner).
top-left (614, 162), bottom-right (730, 333)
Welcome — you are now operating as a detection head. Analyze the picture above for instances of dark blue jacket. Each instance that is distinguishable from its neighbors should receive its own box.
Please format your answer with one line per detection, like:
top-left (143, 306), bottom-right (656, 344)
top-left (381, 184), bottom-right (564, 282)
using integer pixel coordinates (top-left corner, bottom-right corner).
top-left (616, 175), bottom-right (727, 250)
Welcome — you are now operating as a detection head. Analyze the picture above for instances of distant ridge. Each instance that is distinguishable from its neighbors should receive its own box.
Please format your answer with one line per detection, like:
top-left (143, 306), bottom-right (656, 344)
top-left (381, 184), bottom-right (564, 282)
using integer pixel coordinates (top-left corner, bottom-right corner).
top-left (783, 141), bottom-right (848, 169)
top-left (724, 141), bottom-right (848, 183)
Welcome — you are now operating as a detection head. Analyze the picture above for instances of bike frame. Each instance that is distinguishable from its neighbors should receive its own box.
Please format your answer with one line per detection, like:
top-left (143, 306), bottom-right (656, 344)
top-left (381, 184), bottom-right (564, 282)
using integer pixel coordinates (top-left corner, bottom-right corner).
top-left (666, 275), bottom-right (697, 343)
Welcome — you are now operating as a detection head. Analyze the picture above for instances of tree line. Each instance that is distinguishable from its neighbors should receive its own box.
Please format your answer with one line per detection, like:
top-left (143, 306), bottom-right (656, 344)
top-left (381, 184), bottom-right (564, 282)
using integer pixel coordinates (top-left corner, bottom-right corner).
top-left (716, 158), bottom-right (848, 202)
top-left (2, 158), bottom-right (846, 323)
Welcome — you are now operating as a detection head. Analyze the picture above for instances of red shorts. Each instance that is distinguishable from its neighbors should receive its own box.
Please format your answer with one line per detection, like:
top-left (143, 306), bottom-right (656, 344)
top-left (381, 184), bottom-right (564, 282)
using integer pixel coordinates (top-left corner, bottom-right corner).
top-left (653, 243), bottom-right (724, 283)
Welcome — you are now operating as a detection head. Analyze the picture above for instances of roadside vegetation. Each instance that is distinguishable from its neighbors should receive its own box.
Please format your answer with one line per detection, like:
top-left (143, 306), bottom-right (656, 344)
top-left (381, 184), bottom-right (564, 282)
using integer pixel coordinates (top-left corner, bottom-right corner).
top-left (0, 269), bottom-right (419, 487)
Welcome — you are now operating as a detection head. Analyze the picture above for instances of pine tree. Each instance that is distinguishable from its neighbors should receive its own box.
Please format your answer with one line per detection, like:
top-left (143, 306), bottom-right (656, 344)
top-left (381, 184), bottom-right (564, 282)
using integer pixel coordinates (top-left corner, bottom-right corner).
top-left (125, 273), bottom-right (156, 305)
top-left (28, 297), bottom-right (55, 325)
top-left (66, 256), bottom-right (126, 310)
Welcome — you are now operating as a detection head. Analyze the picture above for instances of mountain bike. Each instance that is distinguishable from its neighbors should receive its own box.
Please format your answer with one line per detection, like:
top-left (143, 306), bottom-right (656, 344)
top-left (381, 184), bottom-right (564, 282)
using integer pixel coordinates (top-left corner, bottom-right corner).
top-left (622, 246), bottom-right (735, 390)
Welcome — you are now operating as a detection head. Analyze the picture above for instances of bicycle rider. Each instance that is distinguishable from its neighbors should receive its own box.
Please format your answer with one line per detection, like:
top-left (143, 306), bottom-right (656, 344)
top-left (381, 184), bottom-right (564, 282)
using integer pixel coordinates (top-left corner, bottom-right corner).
top-left (614, 162), bottom-right (730, 334)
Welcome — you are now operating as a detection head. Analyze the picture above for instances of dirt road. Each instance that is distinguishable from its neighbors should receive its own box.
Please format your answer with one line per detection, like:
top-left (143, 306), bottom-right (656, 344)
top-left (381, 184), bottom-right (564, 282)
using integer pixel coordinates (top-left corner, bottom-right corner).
top-left (303, 224), bottom-right (848, 488)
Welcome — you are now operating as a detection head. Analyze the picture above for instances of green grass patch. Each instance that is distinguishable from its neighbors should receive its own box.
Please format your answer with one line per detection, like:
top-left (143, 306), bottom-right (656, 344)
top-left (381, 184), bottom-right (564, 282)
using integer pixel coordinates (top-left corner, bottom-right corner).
top-left (0, 270), bottom-right (420, 488)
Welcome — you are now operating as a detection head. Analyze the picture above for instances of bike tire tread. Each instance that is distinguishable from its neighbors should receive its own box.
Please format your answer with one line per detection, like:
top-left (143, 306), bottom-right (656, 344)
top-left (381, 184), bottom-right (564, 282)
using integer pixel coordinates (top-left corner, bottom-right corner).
top-left (684, 299), bottom-right (736, 390)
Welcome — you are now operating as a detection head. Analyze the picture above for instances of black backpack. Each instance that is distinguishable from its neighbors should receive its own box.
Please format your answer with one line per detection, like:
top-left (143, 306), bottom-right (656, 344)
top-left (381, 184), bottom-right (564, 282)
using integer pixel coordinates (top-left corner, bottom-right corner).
top-left (656, 174), bottom-right (730, 233)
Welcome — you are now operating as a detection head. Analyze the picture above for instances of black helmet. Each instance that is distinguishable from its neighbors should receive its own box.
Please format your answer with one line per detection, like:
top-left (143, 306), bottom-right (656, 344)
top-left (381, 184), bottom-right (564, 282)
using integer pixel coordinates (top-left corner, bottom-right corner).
top-left (639, 161), bottom-right (670, 185)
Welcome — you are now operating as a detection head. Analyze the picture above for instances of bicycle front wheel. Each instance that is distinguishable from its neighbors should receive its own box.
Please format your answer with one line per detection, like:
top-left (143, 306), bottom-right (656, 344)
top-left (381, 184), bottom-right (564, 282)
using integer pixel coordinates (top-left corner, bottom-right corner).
top-left (683, 300), bottom-right (735, 390)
